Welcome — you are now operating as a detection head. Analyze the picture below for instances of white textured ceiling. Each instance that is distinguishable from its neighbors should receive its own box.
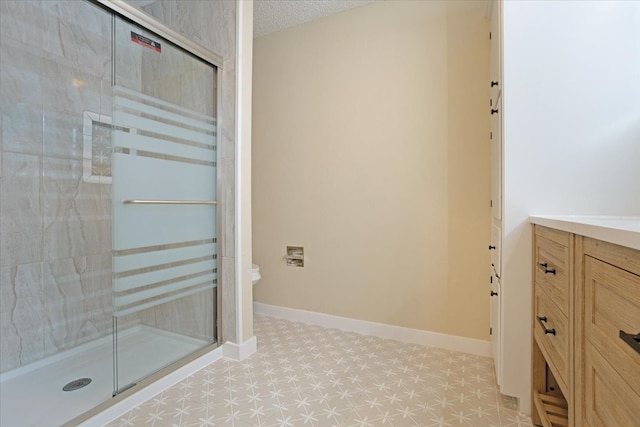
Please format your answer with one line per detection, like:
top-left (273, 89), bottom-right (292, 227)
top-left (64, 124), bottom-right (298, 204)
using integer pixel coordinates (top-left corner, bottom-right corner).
top-left (253, 0), bottom-right (378, 38)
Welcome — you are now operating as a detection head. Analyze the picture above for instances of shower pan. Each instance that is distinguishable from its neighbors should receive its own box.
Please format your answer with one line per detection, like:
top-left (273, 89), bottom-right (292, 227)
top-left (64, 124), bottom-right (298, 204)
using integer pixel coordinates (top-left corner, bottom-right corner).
top-left (0, 1), bottom-right (222, 425)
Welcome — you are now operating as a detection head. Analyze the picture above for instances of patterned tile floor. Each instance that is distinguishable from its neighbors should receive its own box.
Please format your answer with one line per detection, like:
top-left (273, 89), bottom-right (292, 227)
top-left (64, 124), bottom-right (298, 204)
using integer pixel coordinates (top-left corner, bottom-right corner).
top-left (107, 316), bottom-right (533, 427)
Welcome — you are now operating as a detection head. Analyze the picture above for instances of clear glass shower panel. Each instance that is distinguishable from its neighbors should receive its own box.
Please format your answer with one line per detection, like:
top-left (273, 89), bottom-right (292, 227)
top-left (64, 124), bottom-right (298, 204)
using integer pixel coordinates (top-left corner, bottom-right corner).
top-left (0, 1), bottom-right (115, 424)
top-left (111, 17), bottom-right (217, 394)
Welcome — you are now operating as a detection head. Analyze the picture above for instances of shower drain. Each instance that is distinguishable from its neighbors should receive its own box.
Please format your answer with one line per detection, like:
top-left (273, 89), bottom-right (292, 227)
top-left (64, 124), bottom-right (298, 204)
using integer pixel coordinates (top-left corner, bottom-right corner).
top-left (62, 378), bottom-right (92, 392)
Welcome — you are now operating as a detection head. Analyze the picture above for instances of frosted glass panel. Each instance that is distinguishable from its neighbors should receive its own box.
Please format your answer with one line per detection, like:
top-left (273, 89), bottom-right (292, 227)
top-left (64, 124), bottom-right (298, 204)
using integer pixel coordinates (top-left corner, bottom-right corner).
top-left (112, 130), bottom-right (214, 163)
top-left (115, 259), bottom-right (216, 292)
top-left (112, 153), bottom-right (215, 204)
top-left (114, 242), bottom-right (216, 271)
top-left (111, 83), bottom-right (217, 308)
top-left (113, 205), bottom-right (216, 250)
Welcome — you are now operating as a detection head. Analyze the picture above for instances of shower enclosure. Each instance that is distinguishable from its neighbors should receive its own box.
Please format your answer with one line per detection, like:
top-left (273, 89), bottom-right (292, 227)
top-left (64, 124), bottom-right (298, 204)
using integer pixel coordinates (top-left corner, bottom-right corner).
top-left (0, 1), bottom-right (221, 425)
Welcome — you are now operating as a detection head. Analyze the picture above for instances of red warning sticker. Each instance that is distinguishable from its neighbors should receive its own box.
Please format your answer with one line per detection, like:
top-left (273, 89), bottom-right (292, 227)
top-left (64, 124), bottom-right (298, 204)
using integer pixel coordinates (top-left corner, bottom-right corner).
top-left (131, 32), bottom-right (161, 53)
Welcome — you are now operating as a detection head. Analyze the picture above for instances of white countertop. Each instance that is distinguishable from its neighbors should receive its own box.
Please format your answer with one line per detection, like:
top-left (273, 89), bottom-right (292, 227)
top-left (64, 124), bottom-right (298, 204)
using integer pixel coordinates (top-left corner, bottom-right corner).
top-left (529, 215), bottom-right (640, 251)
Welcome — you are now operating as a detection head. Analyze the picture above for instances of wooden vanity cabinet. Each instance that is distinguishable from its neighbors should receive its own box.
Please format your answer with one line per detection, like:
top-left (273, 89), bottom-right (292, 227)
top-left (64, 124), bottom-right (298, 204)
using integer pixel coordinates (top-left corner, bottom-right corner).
top-left (532, 225), bottom-right (640, 427)
top-left (532, 226), bottom-right (573, 426)
top-left (575, 238), bottom-right (640, 427)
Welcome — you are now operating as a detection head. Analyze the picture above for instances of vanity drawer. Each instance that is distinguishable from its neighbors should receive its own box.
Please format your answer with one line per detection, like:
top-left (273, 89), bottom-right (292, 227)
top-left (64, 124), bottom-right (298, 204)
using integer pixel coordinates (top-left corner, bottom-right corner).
top-left (583, 343), bottom-right (640, 427)
top-left (583, 256), bottom-right (640, 397)
top-left (534, 285), bottom-right (570, 389)
top-left (534, 226), bottom-right (570, 316)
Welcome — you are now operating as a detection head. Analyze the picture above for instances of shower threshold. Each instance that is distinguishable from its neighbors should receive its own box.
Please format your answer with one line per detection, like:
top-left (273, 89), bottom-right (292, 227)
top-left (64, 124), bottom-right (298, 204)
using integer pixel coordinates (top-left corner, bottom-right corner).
top-left (0, 325), bottom-right (207, 427)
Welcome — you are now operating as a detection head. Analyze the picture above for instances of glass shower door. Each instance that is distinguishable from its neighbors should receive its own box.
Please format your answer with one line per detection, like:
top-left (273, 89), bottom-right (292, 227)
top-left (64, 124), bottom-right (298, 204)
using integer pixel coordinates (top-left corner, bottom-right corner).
top-left (111, 16), bottom-right (218, 394)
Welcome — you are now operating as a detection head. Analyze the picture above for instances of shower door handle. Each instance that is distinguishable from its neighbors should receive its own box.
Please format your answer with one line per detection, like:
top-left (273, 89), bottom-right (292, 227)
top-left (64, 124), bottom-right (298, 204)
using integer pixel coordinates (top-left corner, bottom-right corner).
top-left (123, 199), bottom-right (217, 205)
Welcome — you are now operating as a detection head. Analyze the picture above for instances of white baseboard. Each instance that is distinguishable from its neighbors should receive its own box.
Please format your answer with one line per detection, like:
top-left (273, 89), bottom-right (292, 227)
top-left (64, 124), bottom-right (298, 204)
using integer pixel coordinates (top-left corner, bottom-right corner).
top-left (254, 302), bottom-right (492, 357)
top-left (79, 346), bottom-right (222, 427)
top-left (222, 336), bottom-right (258, 360)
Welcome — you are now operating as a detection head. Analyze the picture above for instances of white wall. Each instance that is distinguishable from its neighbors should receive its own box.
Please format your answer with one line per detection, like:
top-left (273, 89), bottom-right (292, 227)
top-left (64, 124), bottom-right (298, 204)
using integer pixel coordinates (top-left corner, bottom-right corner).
top-left (236, 0), bottom-right (254, 343)
top-left (501, 0), bottom-right (640, 409)
top-left (252, 1), bottom-right (491, 340)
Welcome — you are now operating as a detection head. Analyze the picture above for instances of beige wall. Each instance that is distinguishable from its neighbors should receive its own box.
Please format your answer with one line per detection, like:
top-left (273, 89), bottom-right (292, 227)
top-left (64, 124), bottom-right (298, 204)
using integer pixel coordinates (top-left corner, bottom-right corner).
top-left (445, 6), bottom-right (492, 338)
top-left (252, 1), bottom-right (490, 340)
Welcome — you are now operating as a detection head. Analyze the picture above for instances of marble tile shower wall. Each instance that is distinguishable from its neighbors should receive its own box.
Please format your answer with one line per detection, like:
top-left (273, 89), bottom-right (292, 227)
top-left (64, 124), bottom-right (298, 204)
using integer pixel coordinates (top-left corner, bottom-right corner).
top-left (140, 43), bottom-right (216, 115)
top-left (0, 0), bottom-right (141, 373)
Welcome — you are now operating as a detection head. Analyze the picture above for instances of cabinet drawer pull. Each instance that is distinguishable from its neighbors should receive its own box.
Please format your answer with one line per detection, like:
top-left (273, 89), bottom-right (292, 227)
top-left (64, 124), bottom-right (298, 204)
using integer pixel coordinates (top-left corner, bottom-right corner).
top-left (619, 330), bottom-right (640, 355)
top-left (536, 262), bottom-right (556, 275)
top-left (537, 316), bottom-right (556, 336)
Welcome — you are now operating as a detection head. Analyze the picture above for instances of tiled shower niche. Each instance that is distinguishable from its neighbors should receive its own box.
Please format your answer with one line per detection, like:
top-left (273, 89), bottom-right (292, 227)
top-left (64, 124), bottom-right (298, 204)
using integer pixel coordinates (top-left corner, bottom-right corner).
top-left (83, 111), bottom-right (114, 184)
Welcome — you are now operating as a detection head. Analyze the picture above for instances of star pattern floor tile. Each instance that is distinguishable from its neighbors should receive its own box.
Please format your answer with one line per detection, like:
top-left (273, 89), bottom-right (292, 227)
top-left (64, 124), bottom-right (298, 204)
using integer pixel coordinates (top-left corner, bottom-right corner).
top-left (106, 315), bottom-right (533, 427)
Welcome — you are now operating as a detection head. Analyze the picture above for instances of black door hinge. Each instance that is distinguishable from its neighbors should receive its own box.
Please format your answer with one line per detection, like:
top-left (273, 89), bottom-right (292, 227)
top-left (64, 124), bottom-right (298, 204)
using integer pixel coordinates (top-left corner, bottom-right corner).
top-left (490, 200), bottom-right (493, 207)
top-left (490, 276), bottom-right (493, 284)
top-left (490, 327), bottom-right (493, 335)
top-left (489, 32), bottom-right (492, 40)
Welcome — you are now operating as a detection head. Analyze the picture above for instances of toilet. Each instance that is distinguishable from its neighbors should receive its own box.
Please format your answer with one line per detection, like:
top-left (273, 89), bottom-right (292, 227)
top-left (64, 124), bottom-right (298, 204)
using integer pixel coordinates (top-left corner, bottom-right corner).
top-left (252, 264), bottom-right (261, 285)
